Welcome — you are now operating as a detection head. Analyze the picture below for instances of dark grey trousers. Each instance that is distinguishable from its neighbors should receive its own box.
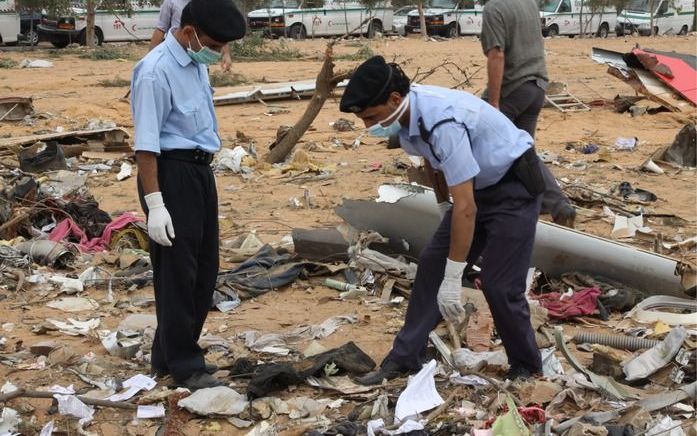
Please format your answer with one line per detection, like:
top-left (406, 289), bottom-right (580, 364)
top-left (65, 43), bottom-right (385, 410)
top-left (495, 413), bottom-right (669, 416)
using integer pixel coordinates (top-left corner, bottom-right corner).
top-left (382, 176), bottom-right (543, 373)
top-left (499, 80), bottom-right (571, 218)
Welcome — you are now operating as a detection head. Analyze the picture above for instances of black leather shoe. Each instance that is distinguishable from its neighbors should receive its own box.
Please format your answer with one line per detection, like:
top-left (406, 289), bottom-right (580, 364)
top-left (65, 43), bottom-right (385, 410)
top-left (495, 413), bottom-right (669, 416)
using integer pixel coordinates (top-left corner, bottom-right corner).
top-left (355, 361), bottom-right (408, 386)
top-left (178, 372), bottom-right (224, 390)
top-left (151, 363), bottom-right (218, 378)
top-left (553, 203), bottom-right (576, 228)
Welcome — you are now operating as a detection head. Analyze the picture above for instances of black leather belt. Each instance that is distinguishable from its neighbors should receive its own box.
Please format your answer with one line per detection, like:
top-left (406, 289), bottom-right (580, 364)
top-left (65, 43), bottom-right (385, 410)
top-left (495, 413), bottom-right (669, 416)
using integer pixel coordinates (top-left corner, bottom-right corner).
top-left (159, 149), bottom-right (214, 165)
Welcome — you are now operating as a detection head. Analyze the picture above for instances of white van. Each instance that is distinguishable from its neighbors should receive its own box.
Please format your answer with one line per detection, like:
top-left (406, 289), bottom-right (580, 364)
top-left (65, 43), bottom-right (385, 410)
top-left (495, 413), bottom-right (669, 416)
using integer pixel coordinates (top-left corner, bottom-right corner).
top-left (539, 0), bottom-right (616, 37)
top-left (248, 0), bottom-right (393, 39)
top-left (0, 0), bottom-right (20, 45)
top-left (404, 0), bottom-right (485, 38)
top-left (616, 0), bottom-right (694, 36)
top-left (38, 2), bottom-right (158, 47)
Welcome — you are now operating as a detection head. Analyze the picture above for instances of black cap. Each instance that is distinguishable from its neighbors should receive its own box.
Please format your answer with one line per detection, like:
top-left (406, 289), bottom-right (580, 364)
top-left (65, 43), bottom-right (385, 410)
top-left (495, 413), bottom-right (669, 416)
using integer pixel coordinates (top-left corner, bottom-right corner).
top-left (190, 0), bottom-right (246, 43)
top-left (340, 56), bottom-right (393, 113)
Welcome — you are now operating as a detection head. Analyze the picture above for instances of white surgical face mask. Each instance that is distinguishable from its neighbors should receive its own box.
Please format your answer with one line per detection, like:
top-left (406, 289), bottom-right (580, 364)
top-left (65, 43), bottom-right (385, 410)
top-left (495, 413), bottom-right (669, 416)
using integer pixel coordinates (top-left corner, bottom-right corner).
top-left (367, 97), bottom-right (409, 138)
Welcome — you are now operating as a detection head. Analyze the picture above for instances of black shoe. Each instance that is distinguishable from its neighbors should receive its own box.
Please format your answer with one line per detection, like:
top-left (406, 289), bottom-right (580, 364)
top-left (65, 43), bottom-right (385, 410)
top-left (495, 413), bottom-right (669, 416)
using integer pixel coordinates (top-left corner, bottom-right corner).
top-left (553, 203), bottom-right (576, 228)
top-left (355, 361), bottom-right (408, 386)
top-left (507, 366), bottom-right (539, 381)
top-left (177, 372), bottom-right (224, 390)
top-left (151, 363), bottom-right (218, 378)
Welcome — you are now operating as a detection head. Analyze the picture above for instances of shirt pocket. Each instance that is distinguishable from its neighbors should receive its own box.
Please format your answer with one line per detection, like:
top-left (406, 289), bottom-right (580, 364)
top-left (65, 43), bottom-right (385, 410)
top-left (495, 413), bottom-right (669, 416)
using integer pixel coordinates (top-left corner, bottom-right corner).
top-left (172, 99), bottom-right (212, 136)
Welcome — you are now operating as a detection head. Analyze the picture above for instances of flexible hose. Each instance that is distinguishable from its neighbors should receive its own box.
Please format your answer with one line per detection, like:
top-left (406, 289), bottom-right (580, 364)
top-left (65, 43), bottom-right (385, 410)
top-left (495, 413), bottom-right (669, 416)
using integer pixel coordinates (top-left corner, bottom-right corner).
top-left (572, 332), bottom-right (660, 351)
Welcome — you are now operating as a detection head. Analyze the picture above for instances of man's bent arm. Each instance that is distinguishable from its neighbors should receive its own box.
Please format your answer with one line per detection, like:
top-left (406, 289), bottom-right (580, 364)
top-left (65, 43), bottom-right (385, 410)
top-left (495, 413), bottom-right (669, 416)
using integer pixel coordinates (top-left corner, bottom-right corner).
top-left (486, 48), bottom-right (505, 109)
top-left (448, 180), bottom-right (477, 262)
top-left (149, 28), bottom-right (166, 50)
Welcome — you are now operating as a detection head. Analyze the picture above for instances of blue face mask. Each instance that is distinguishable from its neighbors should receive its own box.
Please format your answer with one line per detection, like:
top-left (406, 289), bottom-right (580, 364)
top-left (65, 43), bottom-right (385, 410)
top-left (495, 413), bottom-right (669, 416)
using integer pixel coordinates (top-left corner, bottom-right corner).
top-left (187, 30), bottom-right (222, 65)
top-left (367, 97), bottom-right (409, 138)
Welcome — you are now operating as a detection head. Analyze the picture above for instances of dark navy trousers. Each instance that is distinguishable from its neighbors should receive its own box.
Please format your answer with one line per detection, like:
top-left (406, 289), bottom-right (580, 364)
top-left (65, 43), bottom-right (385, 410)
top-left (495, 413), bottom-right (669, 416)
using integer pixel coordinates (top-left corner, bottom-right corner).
top-left (382, 176), bottom-right (543, 373)
top-left (138, 157), bottom-right (219, 382)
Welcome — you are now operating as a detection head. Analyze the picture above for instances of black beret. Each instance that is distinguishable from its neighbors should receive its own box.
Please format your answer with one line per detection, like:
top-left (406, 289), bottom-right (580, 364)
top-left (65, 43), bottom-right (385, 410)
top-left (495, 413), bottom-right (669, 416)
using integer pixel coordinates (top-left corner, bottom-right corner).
top-left (190, 0), bottom-right (246, 43)
top-left (340, 56), bottom-right (393, 113)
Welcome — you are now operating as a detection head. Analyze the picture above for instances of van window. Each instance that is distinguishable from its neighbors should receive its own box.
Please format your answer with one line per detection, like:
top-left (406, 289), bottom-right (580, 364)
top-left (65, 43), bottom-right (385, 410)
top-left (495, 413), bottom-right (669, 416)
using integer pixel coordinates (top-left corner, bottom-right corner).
top-left (656, 0), bottom-right (668, 14)
top-left (304, 0), bottom-right (324, 8)
top-left (540, 0), bottom-right (560, 12)
top-left (558, 0), bottom-right (571, 12)
top-left (431, 0), bottom-right (458, 8)
top-left (627, 0), bottom-right (649, 12)
top-left (462, 0), bottom-right (474, 9)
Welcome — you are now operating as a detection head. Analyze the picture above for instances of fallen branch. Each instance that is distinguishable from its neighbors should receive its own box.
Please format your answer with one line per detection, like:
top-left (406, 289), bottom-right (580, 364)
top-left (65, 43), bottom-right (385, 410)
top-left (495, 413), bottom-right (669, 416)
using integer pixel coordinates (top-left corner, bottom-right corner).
top-left (0, 388), bottom-right (137, 410)
top-left (265, 19), bottom-right (371, 164)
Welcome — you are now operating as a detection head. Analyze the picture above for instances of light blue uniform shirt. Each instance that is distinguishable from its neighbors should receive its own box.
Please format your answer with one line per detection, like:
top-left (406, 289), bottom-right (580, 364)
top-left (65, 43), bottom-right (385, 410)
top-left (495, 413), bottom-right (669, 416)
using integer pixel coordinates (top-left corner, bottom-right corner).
top-left (131, 30), bottom-right (220, 154)
top-left (399, 85), bottom-right (533, 190)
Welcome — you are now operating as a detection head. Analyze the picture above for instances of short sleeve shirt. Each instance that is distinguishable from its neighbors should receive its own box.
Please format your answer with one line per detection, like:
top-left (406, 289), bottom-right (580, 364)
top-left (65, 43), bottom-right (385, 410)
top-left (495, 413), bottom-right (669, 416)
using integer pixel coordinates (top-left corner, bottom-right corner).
top-left (480, 0), bottom-right (549, 98)
top-left (398, 85), bottom-right (533, 190)
top-left (130, 30), bottom-right (220, 154)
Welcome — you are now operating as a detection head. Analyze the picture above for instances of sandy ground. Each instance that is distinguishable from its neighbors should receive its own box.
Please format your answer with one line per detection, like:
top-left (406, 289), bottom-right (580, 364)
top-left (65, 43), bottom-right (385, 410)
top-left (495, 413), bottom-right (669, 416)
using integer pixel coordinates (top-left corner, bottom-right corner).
top-left (0, 34), bottom-right (696, 435)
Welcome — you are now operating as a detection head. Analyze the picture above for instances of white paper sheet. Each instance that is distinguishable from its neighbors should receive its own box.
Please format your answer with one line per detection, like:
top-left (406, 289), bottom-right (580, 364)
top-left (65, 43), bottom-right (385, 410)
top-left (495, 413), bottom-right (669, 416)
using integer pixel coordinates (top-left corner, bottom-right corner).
top-left (137, 404), bottom-right (166, 419)
top-left (394, 360), bottom-right (444, 422)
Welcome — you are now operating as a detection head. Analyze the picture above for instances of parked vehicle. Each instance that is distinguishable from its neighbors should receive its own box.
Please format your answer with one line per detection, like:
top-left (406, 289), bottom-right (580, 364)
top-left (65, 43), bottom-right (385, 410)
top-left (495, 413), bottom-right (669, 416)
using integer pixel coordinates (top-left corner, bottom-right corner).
top-left (247, 0), bottom-right (393, 39)
top-left (393, 4), bottom-right (416, 36)
top-left (539, 0), bottom-right (616, 38)
top-left (0, 0), bottom-right (20, 45)
top-left (19, 10), bottom-right (43, 45)
top-left (615, 0), bottom-right (694, 36)
top-left (404, 0), bottom-right (485, 38)
top-left (38, 2), bottom-right (159, 48)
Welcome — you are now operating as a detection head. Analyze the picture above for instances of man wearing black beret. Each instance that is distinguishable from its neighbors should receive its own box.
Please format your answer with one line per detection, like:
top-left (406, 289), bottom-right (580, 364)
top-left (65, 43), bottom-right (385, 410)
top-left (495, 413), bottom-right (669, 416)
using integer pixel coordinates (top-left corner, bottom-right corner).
top-left (341, 56), bottom-right (544, 384)
top-left (131, 0), bottom-right (246, 389)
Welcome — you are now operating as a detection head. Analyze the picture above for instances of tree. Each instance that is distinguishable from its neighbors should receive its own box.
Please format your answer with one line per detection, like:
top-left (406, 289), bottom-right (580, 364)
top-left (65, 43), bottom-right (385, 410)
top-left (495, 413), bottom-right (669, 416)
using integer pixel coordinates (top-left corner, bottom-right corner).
top-left (418, 0), bottom-right (428, 40)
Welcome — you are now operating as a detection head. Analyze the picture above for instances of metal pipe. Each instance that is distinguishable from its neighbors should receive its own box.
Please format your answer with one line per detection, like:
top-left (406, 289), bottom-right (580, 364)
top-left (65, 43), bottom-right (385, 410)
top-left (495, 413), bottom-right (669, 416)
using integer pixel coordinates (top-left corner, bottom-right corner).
top-left (572, 332), bottom-right (660, 351)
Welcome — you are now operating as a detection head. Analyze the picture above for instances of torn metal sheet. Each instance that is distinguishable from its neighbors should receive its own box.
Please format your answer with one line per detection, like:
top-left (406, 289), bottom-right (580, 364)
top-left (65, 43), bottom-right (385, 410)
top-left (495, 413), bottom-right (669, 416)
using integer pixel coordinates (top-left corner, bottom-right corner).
top-left (632, 48), bottom-right (697, 106)
top-left (554, 328), bottom-right (637, 401)
top-left (213, 79), bottom-right (348, 106)
top-left (0, 128), bottom-right (131, 152)
top-left (592, 47), bottom-right (689, 112)
top-left (336, 183), bottom-right (687, 297)
top-left (626, 296), bottom-right (697, 326)
top-left (0, 97), bottom-right (34, 122)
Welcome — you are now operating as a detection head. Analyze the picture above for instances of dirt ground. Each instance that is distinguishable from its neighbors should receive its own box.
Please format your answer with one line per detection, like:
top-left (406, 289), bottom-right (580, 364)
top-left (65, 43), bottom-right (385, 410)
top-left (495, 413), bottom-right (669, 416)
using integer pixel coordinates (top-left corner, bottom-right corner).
top-left (0, 33), bottom-right (695, 435)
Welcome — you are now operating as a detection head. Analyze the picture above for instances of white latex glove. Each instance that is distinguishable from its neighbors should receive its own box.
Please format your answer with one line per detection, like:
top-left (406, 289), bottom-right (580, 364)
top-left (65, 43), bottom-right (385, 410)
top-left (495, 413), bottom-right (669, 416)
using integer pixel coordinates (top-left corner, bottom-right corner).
top-left (144, 192), bottom-right (175, 247)
top-left (437, 258), bottom-right (466, 323)
top-left (437, 202), bottom-right (452, 219)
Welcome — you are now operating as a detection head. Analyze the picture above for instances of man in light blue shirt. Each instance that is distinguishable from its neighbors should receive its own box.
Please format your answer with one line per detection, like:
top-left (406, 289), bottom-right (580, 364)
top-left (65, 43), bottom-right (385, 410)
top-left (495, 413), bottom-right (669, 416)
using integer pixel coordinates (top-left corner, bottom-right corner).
top-left (131, 0), bottom-right (245, 390)
top-left (340, 56), bottom-right (544, 384)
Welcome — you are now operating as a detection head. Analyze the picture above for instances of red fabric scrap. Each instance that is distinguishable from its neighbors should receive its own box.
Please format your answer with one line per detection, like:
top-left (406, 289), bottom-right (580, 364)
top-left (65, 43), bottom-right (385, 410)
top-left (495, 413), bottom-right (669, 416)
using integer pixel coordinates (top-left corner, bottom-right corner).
top-left (533, 287), bottom-right (602, 320)
top-left (49, 212), bottom-right (142, 253)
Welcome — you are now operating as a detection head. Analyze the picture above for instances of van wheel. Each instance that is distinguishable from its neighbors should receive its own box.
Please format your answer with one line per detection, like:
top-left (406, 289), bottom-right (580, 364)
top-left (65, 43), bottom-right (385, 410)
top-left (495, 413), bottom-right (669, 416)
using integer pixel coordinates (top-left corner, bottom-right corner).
top-left (446, 22), bottom-right (459, 38)
top-left (367, 20), bottom-right (383, 38)
top-left (679, 25), bottom-right (688, 35)
top-left (26, 29), bottom-right (40, 46)
top-left (289, 23), bottom-right (306, 40)
top-left (597, 23), bottom-right (609, 38)
top-left (80, 27), bottom-right (104, 46)
top-left (547, 24), bottom-right (559, 37)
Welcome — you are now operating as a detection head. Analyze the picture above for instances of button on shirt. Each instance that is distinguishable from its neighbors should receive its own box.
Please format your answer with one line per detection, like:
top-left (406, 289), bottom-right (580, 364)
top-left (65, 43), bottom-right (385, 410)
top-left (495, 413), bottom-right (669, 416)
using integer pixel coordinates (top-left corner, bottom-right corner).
top-left (398, 85), bottom-right (533, 190)
top-left (131, 30), bottom-right (220, 154)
